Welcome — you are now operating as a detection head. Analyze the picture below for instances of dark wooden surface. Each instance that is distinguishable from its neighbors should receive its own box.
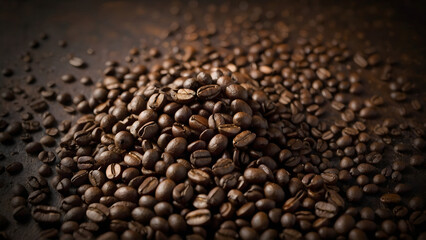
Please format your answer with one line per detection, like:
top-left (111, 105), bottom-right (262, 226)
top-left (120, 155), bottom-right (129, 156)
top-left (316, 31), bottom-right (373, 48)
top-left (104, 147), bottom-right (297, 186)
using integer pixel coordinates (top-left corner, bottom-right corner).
top-left (0, 1), bottom-right (425, 239)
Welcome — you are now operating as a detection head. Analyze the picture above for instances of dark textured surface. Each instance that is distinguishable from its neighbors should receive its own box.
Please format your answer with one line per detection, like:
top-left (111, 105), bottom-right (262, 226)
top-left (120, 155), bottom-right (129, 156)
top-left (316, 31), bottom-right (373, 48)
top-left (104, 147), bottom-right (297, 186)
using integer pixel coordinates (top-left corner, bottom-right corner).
top-left (0, 0), bottom-right (425, 239)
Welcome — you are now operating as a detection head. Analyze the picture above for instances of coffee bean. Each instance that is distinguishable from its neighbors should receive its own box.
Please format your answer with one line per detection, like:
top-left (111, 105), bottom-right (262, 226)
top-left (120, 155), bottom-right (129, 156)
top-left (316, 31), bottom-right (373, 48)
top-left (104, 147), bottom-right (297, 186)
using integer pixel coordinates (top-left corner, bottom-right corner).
top-left (13, 205), bottom-right (31, 222)
top-left (63, 207), bottom-right (85, 222)
top-left (233, 130), bottom-right (256, 148)
top-left (189, 115), bottom-right (209, 132)
top-left (28, 189), bottom-right (47, 204)
top-left (6, 162), bottom-right (23, 175)
top-left (334, 214), bottom-right (355, 234)
top-left (114, 131), bottom-right (134, 149)
top-left (155, 179), bottom-right (175, 202)
top-left (86, 203), bottom-right (109, 222)
top-left (186, 209), bottom-right (211, 226)
top-left (190, 150), bottom-right (212, 167)
top-left (166, 163), bottom-right (187, 182)
top-left (174, 88), bottom-right (196, 104)
top-left (380, 193), bottom-right (401, 204)
top-left (69, 57), bottom-right (85, 68)
top-left (61, 74), bottom-right (75, 83)
top-left (25, 141), bottom-right (43, 155)
top-left (114, 186), bottom-right (138, 202)
top-left (251, 211), bottom-right (269, 231)
top-left (315, 201), bottom-right (338, 218)
top-left (32, 205), bottom-right (61, 223)
top-left (197, 84), bottom-right (221, 100)
top-left (172, 182), bottom-right (193, 204)
top-left (244, 168), bottom-right (267, 184)
top-left (346, 186), bottom-right (363, 202)
top-left (137, 177), bottom-right (158, 195)
top-left (208, 134), bottom-right (228, 155)
top-left (207, 187), bottom-right (225, 207)
top-left (212, 158), bottom-right (235, 176)
top-left (106, 163), bottom-right (122, 180)
top-left (218, 124), bottom-right (241, 137)
top-left (10, 196), bottom-right (26, 208)
top-left (165, 137), bottom-right (187, 157)
top-left (188, 169), bottom-right (211, 186)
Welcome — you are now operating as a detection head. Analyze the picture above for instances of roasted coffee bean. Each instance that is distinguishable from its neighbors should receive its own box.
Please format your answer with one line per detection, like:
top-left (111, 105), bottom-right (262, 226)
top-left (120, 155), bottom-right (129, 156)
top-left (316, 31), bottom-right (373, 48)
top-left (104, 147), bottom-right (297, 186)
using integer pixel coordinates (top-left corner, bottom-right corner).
top-left (380, 193), bottom-right (401, 204)
top-left (188, 169), bottom-right (211, 186)
top-left (6, 162), bottom-right (23, 175)
top-left (264, 182), bottom-right (285, 202)
top-left (207, 187), bottom-right (226, 207)
top-left (32, 205), bottom-right (61, 223)
top-left (106, 163), bottom-right (122, 180)
top-left (188, 115), bottom-right (208, 132)
top-left (233, 130), bottom-right (256, 148)
top-left (155, 179), bottom-right (176, 202)
top-left (13, 205), bottom-right (31, 222)
top-left (334, 214), bottom-right (355, 234)
top-left (315, 201), bottom-right (338, 218)
top-left (28, 189), bottom-right (47, 204)
top-left (172, 182), bottom-right (194, 204)
top-left (244, 168), bottom-right (267, 184)
top-left (166, 163), bottom-right (187, 182)
top-left (190, 150), bottom-right (212, 167)
top-left (114, 186), bottom-right (138, 202)
top-left (346, 186), bottom-right (363, 202)
top-left (186, 209), bottom-right (211, 226)
top-left (63, 207), bottom-right (85, 222)
top-left (208, 134), bottom-right (228, 155)
top-left (174, 88), bottom-right (196, 104)
top-left (251, 212), bottom-right (269, 231)
top-left (86, 203), bottom-right (109, 222)
top-left (212, 158), bottom-right (235, 176)
top-left (197, 84), bottom-right (221, 100)
top-left (88, 170), bottom-right (106, 187)
top-left (25, 141), bottom-right (43, 155)
top-left (165, 137), bottom-right (187, 157)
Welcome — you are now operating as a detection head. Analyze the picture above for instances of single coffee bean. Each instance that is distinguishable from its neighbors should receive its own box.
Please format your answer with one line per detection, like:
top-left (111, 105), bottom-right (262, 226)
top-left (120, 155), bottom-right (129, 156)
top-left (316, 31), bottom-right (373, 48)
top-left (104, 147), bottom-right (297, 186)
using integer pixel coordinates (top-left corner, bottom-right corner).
top-left (197, 84), bottom-right (221, 100)
top-left (10, 196), bottom-right (26, 208)
top-left (207, 187), bottom-right (226, 207)
top-left (114, 186), bottom-right (138, 203)
top-left (186, 209), bottom-right (211, 226)
top-left (155, 179), bottom-right (176, 202)
top-left (106, 163), bottom-right (122, 180)
top-left (208, 134), bottom-right (228, 156)
top-left (244, 168), bottom-right (267, 184)
top-left (334, 214), bottom-right (355, 234)
top-left (233, 130), bottom-right (256, 148)
top-left (114, 131), bottom-right (134, 150)
top-left (63, 207), bottom-right (85, 222)
top-left (86, 203), bottom-right (109, 222)
top-left (190, 150), bottom-right (212, 167)
top-left (165, 137), bottom-right (187, 157)
top-left (32, 205), bottom-right (61, 223)
top-left (13, 205), bottom-right (31, 222)
top-left (212, 158), bottom-right (235, 176)
top-left (380, 193), bottom-right (401, 204)
top-left (6, 162), bottom-right (23, 175)
top-left (174, 88), bottom-right (196, 104)
top-left (166, 163), bottom-right (187, 182)
top-left (315, 201), bottom-right (338, 218)
top-left (188, 169), bottom-right (211, 186)
top-left (25, 141), bottom-right (43, 155)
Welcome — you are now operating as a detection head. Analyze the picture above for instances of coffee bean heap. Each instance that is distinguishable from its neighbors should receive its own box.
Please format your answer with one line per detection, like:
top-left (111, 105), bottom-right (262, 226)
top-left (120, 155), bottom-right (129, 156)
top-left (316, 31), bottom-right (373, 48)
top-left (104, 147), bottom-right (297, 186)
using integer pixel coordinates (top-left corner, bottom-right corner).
top-left (1, 3), bottom-right (425, 240)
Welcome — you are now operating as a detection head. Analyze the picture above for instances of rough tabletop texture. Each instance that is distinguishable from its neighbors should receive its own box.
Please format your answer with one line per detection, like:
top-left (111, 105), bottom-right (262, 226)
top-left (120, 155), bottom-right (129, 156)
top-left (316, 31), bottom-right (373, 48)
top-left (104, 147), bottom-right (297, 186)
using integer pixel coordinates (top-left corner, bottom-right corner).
top-left (0, 0), bottom-right (425, 239)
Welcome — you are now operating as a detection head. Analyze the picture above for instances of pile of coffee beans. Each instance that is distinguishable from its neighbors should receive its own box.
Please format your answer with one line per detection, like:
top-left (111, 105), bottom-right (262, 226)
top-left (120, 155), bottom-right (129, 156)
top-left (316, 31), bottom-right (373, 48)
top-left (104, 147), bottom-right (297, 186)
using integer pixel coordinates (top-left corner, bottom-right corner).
top-left (0, 2), bottom-right (425, 240)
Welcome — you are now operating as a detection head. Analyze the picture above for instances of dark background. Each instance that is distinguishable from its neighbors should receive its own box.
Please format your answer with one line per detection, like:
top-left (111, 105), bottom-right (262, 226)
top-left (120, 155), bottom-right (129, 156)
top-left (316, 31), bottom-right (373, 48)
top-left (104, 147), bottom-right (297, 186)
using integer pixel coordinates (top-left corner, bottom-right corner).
top-left (0, 0), bottom-right (425, 239)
